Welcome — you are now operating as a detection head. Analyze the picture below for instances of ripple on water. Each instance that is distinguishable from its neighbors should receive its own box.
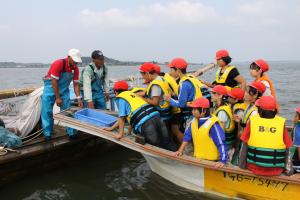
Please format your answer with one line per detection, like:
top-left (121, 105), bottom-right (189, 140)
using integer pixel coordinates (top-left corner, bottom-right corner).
top-left (22, 186), bottom-right (70, 200)
top-left (105, 158), bottom-right (151, 193)
top-left (104, 156), bottom-right (220, 200)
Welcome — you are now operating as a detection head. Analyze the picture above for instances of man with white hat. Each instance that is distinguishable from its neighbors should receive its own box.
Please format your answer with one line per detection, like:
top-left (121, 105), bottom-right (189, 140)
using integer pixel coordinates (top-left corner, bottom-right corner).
top-left (41, 48), bottom-right (83, 139)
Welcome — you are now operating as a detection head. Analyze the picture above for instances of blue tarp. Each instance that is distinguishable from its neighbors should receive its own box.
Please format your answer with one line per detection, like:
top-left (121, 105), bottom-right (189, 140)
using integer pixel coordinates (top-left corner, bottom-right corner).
top-left (0, 127), bottom-right (22, 148)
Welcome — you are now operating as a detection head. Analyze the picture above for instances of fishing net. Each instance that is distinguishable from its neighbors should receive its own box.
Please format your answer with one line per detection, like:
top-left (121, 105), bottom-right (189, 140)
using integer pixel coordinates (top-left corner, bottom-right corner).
top-left (0, 87), bottom-right (43, 137)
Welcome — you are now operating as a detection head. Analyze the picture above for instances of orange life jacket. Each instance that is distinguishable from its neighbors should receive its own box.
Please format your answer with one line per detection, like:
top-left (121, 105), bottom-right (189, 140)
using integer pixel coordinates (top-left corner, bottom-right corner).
top-left (257, 74), bottom-right (276, 99)
top-left (257, 74), bottom-right (280, 112)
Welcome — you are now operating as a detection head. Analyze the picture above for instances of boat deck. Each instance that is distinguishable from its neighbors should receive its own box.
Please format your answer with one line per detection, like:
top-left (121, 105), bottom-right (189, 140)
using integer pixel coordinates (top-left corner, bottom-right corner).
top-left (0, 125), bottom-right (117, 187)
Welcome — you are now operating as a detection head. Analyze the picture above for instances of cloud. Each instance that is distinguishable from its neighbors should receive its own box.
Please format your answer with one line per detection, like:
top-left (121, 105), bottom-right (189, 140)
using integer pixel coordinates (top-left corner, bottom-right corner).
top-left (79, 1), bottom-right (217, 29)
top-left (147, 1), bottom-right (217, 23)
top-left (80, 8), bottom-right (149, 28)
top-left (236, 1), bottom-right (281, 26)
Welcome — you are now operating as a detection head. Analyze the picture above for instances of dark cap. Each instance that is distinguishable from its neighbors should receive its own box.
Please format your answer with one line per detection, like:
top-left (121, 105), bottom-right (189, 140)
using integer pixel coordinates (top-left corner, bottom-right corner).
top-left (91, 50), bottom-right (104, 60)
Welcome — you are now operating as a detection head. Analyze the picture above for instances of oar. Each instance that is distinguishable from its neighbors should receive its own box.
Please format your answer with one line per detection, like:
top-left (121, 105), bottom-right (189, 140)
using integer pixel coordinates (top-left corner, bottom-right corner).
top-left (192, 63), bottom-right (216, 77)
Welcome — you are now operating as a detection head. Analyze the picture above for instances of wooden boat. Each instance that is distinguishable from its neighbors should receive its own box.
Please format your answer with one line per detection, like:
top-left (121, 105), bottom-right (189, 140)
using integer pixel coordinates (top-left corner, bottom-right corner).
top-left (0, 125), bottom-right (118, 187)
top-left (0, 88), bottom-right (117, 187)
top-left (55, 108), bottom-right (300, 200)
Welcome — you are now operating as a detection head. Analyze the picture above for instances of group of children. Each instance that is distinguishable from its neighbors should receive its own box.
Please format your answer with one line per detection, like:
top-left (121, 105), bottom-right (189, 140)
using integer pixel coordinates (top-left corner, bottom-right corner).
top-left (104, 49), bottom-right (300, 177)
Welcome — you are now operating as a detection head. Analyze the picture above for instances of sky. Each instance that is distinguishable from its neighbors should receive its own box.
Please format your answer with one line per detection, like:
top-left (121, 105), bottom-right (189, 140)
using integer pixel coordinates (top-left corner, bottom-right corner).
top-left (0, 0), bottom-right (299, 63)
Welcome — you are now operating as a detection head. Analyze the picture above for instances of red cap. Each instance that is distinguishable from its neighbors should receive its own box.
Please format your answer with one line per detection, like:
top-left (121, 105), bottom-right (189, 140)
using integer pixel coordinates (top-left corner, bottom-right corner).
top-left (168, 58), bottom-right (188, 69)
top-left (228, 88), bottom-right (245, 101)
top-left (248, 81), bottom-right (266, 94)
top-left (153, 64), bottom-right (161, 74)
top-left (113, 80), bottom-right (128, 90)
top-left (189, 97), bottom-right (210, 108)
top-left (254, 59), bottom-right (269, 72)
top-left (296, 107), bottom-right (300, 113)
top-left (212, 85), bottom-right (228, 96)
top-left (255, 96), bottom-right (276, 111)
top-left (139, 62), bottom-right (155, 73)
top-left (215, 49), bottom-right (230, 60)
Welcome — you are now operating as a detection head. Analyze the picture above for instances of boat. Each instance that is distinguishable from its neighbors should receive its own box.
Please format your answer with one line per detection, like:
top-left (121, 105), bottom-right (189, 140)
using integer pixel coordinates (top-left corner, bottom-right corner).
top-left (0, 88), bottom-right (117, 187)
top-left (55, 108), bottom-right (300, 200)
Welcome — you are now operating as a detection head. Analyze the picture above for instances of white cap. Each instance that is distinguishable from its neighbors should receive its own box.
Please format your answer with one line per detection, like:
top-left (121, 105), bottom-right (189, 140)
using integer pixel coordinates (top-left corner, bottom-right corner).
top-left (67, 48), bottom-right (82, 63)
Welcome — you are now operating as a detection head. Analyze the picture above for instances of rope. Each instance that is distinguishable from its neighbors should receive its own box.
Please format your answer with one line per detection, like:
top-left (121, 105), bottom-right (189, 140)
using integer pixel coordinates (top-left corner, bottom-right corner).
top-left (12, 88), bottom-right (25, 98)
top-left (0, 146), bottom-right (18, 156)
top-left (0, 101), bottom-right (14, 115)
top-left (21, 129), bottom-right (43, 144)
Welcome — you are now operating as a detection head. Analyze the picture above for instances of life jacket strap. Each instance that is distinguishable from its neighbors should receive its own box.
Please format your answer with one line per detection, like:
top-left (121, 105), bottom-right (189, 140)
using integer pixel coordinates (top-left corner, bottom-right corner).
top-left (130, 105), bottom-right (157, 127)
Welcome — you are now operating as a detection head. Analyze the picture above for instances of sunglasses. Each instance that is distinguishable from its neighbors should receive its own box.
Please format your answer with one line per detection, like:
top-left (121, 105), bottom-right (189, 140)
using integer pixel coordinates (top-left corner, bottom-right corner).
top-left (246, 86), bottom-right (258, 96)
top-left (249, 63), bottom-right (261, 71)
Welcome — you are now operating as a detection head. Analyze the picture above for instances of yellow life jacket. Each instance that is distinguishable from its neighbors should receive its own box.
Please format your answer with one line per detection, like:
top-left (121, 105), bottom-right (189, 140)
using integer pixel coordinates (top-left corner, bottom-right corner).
top-left (215, 66), bottom-right (236, 91)
top-left (233, 102), bottom-right (248, 113)
top-left (191, 116), bottom-right (220, 160)
top-left (163, 73), bottom-right (179, 96)
top-left (163, 73), bottom-right (181, 114)
top-left (247, 115), bottom-right (286, 168)
top-left (130, 87), bottom-right (146, 94)
top-left (146, 78), bottom-right (172, 119)
top-left (214, 104), bottom-right (235, 146)
top-left (179, 75), bottom-right (203, 117)
top-left (241, 104), bottom-right (257, 126)
top-left (117, 91), bottom-right (157, 129)
top-left (179, 75), bottom-right (203, 101)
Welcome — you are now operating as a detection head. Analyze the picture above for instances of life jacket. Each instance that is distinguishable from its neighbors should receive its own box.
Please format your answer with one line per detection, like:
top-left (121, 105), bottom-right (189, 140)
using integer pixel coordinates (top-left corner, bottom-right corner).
top-left (214, 104), bottom-right (235, 146)
top-left (146, 78), bottom-right (172, 119)
top-left (117, 91), bottom-right (158, 131)
top-left (233, 102), bottom-right (248, 113)
top-left (179, 75), bottom-right (203, 117)
top-left (163, 73), bottom-right (179, 97)
top-left (191, 116), bottom-right (220, 160)
top-left (130, 87), bottom-right (146, 94)
top-left (241, 104), bottom-right (257, 127)
top-left (256, 75), bottom-right (280, 111)
top-left (179, 75), bottom-right (203, 100)
top-left (215, 66), bottom-right (236, 91)
top-left (257, 74), bottom-right (276, 98)
top-left (163, 73), bottom-right (181, 114)
top-left (247, 115), bottom-right (286, 168)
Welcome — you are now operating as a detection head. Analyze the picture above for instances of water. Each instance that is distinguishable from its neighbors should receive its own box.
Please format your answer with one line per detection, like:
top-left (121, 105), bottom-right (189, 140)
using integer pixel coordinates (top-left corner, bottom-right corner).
top-left (0, 147), bottom-right (212, 200)
top-left (0, 61), bottom-right (299, 199)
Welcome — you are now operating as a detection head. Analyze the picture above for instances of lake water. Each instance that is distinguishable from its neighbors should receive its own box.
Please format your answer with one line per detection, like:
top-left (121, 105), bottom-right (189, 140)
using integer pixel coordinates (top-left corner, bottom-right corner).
top-left (0, 61), bottom-right (299, 199)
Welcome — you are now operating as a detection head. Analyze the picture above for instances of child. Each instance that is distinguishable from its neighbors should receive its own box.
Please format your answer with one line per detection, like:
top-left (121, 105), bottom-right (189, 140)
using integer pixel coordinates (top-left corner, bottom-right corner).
top-left (211, 85), bottom-right (235, 148)
top-left (250, 59), bottom-right (276, 98)
top-left (239, 96), bottom-right (293, 176)
top-left (104, 80), bottom-right (176, 151)
top-left (175, 97), bottom-right (227, 168)
top-left (293, 108), bottom-right (300, 166)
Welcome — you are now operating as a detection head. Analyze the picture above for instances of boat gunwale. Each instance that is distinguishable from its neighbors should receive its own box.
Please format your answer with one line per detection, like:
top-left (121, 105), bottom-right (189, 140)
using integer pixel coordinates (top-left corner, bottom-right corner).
top-left (54, 110), bottom-right (300, 185)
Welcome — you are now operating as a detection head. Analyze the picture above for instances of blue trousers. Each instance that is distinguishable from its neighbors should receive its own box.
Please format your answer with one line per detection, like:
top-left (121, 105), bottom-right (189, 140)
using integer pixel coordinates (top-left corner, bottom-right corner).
top-left (41, 89), bottom-right (75, 137)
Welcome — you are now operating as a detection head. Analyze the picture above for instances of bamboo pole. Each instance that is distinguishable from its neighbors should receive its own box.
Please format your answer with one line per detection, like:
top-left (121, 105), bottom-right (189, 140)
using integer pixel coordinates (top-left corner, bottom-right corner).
top-left (0, 87), bottom-right (39, 99)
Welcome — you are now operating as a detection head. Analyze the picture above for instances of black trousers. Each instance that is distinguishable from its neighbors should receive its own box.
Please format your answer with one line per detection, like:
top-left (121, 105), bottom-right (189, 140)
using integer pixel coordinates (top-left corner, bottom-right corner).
top-left (140, 116), bottom-right (177, 151)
